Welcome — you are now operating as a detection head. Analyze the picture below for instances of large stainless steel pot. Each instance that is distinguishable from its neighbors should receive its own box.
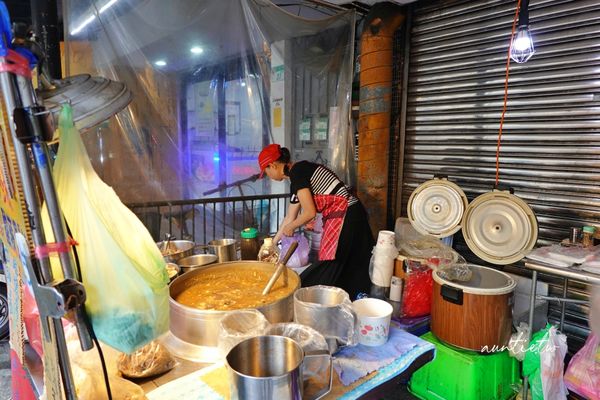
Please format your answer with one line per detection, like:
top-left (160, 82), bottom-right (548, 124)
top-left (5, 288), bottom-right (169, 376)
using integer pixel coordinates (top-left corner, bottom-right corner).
top-left (169, 261), bottom-right (300, 347)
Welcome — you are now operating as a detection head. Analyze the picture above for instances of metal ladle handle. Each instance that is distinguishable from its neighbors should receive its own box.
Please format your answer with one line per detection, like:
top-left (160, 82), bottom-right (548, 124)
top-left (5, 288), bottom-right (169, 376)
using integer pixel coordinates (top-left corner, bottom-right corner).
top-left (262, 241), bottom-right (298, 295)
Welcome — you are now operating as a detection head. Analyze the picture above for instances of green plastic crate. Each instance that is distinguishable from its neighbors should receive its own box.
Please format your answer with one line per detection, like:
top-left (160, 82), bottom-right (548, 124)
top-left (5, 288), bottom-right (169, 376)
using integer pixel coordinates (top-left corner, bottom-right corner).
top-left (409, 332), bottom-right (521, 400)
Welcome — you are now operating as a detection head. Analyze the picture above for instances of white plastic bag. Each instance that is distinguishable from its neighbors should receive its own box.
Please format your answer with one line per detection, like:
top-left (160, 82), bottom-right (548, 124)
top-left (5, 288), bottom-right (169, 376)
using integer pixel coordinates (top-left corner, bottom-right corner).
top-left (508, 322), bottom-right (530, 361)
top-left (590, 286), bottom-right (600, 337)
top-left (540, 326), bottom-right (569, 400)
top-left (45, 105), bottom-right (169, 353)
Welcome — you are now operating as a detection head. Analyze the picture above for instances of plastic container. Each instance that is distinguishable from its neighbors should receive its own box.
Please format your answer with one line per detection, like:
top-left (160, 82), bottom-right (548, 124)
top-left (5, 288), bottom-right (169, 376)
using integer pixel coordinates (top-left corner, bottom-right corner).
top-left (582, 226), bottom-right (596, 248)
top-left (258, 237), bottom-right (279, 263)
top-left (240, 227), bottom-right (260, 260)
top-left (409, 332), bottom-right (520, 400)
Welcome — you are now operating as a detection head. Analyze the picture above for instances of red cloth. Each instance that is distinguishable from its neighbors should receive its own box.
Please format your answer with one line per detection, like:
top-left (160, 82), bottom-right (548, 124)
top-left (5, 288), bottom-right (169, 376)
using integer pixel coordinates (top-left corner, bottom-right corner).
top-left (313, 194), bottom-right (348, 261)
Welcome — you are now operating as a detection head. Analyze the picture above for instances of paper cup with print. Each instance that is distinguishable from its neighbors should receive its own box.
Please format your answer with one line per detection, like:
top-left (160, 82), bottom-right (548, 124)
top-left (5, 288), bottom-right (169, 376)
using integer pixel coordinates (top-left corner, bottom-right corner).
top-left (352, 298), bottom-right (393, 346)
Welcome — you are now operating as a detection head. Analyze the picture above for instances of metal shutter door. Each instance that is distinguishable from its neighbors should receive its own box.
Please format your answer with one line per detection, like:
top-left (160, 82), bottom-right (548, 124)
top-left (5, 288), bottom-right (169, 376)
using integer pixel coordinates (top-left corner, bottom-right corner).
top-left (401, 0), bottom-right (600, 350)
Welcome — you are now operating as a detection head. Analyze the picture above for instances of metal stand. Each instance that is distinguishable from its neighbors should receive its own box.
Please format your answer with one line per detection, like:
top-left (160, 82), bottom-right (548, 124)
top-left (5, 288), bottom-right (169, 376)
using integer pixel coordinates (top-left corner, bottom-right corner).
top-left (0, 3), bottom-right (92, 398)
top-left (521, 260), bottom-right (600, 400)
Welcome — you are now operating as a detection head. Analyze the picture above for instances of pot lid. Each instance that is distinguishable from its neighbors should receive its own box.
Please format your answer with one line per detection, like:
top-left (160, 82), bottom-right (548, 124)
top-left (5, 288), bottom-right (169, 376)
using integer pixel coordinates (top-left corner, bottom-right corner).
top-left (407, 177), bottom-right (468, 238)
top-left (37, 74), bottom-right (132, 139)
top-left (433, 264), bottom-right (516, 295)
top-left (462, 189), bottom-right (538, 265)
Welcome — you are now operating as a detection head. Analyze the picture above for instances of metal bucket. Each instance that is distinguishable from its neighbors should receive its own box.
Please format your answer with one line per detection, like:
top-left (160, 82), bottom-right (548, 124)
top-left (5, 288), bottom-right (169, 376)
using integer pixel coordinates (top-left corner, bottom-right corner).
top-left (207, 238), bottom-right (238, 262)
top-left (226, 335), bottom-right (332, 400)
top-left (293, 286), bottom-right (357, 346)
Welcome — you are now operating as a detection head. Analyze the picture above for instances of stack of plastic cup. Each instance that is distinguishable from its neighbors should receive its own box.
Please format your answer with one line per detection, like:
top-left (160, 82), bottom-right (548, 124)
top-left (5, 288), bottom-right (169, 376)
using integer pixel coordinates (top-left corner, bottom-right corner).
top-left (369, 230), bottom-right (399, 299)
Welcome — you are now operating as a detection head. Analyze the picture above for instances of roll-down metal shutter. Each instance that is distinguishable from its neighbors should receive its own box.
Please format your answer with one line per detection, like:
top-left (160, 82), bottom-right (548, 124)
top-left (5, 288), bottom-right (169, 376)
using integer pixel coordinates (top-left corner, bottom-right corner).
top-left (400, 0), bottom-right (600, 351)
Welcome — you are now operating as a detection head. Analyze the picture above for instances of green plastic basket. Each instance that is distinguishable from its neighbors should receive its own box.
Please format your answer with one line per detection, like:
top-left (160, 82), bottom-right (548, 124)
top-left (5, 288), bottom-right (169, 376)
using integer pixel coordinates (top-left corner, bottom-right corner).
top-left (409, 332), bottom-right (521, 400)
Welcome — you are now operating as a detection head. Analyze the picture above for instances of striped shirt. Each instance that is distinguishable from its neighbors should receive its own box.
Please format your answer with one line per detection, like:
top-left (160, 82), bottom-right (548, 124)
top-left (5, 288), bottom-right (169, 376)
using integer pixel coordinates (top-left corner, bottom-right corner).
top-left (289, 161), bottom-right (358, 208)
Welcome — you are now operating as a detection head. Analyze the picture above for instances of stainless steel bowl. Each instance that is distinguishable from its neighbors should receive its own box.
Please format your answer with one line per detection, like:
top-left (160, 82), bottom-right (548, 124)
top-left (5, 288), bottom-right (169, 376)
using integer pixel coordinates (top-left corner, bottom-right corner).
top-left (157, 240), bottom-right (195, 263)
top-left (169, 261), bottom-right (300, 347)
top-left (177, 254), bottom-right (218, 274)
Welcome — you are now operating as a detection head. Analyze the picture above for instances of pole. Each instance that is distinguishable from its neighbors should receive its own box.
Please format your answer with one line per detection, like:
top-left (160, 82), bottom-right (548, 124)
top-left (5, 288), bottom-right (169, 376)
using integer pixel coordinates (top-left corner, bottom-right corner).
top-left (30, 0), bottom-right (62, 79)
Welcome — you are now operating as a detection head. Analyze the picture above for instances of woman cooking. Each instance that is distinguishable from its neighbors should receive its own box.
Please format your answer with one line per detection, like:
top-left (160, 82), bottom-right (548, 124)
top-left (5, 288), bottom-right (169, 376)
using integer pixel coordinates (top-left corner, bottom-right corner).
top-left (258, 143), bottom-right (374, 298)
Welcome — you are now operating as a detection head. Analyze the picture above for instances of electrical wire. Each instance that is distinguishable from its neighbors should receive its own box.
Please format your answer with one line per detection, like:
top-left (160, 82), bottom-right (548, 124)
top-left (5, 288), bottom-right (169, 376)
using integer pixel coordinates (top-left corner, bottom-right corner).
top-left (495, 0), bottom-right (522, 186)
top-left (66, 223), bottom-right (113, 400)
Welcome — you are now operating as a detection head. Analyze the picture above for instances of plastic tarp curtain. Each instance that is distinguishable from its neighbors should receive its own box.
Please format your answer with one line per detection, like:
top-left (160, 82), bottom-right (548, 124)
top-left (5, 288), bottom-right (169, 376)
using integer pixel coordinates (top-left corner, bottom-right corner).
top-left (63, 0), bottom-right (356, 206)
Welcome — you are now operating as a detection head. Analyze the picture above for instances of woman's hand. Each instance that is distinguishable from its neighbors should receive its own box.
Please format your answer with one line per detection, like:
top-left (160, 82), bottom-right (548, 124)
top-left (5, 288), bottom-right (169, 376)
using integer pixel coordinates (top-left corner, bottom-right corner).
top-left (282, 224), bottom-right (296, 237)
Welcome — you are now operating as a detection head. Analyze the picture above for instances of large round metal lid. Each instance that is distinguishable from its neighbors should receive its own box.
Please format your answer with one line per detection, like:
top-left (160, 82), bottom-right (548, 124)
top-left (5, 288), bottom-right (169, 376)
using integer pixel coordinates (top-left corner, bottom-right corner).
top-left (433, 264), bottom-right (516, 295)
top-left (462, 190), bottom-right (538, 265)
top-left (407, 177), bottom-right (468, 238)
top-left (37, 74), bottom-right (132, 138)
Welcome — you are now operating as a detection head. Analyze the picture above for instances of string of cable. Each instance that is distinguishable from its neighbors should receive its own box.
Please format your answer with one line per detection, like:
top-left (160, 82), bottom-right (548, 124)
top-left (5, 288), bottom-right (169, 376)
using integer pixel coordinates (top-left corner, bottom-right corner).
top-left (66, 222), bottom-right (113, 400)
top-left (495, 0), bottom-right (522, 186)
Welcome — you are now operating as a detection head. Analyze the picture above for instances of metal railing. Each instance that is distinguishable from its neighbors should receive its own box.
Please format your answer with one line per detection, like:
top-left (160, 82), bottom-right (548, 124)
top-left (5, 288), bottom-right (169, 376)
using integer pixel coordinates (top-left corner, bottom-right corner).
top-left (127, 193), bottom-right (290, 244)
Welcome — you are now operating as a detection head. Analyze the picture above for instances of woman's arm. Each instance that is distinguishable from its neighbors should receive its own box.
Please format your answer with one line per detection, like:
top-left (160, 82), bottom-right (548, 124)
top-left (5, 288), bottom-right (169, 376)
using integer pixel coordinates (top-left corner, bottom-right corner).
top-left (281, 188), bottom-right (316, 236)
top-left (273, 202), bottom-right (301, 244)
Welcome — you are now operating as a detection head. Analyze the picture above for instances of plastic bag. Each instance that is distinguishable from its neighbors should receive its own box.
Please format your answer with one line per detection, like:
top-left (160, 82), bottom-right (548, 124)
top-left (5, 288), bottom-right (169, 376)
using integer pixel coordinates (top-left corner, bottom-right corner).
top-left (294, 285), bottom-right (358, 347)
top-left (46, 105), bottom-right (169, 353)
top-left (280, 234), bottom-right (309, 268)
top-left (400, 259), bottom-right (433, 318)
top-left (508, 322), bottom-right (531, 361)
top-left (564, 333), bottom-right (600, 399)
top-left (217, 309), bottom-right (269, 357)
top-left (591, 287), bottom-right (600, 337)
top-left (399, 236), bottom-right (471, 282)
top-left (118, 340), bottom-right (176, 379)
top-left (265, 322), bottom-right (329, 352)
top-left (523, 324), bottom-right (568, 400)
top-left (265, 323), bottom-right (329, 381)
top-left (65, 326), bottom-right (147, 400)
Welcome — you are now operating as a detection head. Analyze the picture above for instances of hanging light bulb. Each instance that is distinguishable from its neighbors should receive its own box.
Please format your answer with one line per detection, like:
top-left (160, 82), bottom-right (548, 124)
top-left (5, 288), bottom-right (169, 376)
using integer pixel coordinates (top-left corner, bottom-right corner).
top-left (510, 0), bottom-right (535, 63)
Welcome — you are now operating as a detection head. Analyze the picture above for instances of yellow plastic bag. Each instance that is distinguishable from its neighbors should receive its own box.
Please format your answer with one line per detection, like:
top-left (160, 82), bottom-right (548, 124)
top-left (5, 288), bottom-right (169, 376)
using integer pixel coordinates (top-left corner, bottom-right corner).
top-left (45, 105), bottom-right (169, 353)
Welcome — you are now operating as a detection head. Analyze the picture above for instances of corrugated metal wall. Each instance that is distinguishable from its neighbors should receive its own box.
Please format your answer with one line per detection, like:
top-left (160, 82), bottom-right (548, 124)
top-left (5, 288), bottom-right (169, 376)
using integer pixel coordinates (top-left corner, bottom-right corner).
top-left (400, 0), bottom-right (600, 351)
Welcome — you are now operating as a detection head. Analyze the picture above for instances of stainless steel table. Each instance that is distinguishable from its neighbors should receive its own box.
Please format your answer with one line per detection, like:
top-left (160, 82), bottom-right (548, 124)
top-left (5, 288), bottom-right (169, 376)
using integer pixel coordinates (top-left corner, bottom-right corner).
top-left (522, 259), bottom-right (600, 400)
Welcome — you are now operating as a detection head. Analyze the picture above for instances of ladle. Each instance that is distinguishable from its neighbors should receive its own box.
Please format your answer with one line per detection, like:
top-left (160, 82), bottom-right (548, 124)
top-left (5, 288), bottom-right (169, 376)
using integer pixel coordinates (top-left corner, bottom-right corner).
top-left (262, 241), bottom-right (298, 296)
top-left (162, 233), bottom-right (173, 253)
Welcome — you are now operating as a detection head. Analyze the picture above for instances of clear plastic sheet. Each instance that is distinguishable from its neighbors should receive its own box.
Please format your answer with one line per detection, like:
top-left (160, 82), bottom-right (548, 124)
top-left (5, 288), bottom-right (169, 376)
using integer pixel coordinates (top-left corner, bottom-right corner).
top-left (265, 323), bottom-right (330, 385)
top-left (265, 322), bottom-right (328, 352)
top-left (63, 0), bottom-right (356, 206)
top-left (399, 236), bottom-right (472, 282)
top-left (117, 340), bottom-right (177, 379)
top-left (293, 285), bottom-right (358, 347)
top-left (217, 309), bottom-right (269, 358)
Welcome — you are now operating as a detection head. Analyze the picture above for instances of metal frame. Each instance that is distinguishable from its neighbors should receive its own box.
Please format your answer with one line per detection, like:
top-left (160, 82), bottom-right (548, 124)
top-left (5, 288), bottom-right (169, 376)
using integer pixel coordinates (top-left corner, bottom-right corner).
top-left (127, 193), bottom-right (290, 243)
top-left (522, 260), bottom-right (600, 400)
top-left (0, 5), bottom-right (92, 397)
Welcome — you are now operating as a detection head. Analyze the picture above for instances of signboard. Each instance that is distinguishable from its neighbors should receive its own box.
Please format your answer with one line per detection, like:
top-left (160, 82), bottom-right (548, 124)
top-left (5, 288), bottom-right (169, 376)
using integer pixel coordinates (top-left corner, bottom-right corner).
top-left (299, 118), bottom-right (311, 141)
top-left (315, 117), bottom-right (328, 141)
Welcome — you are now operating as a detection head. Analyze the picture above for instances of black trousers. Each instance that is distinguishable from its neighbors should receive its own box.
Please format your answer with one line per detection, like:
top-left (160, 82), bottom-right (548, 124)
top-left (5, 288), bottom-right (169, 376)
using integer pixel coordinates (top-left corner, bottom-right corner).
top-left (300, 202), bottom-right (374, 300)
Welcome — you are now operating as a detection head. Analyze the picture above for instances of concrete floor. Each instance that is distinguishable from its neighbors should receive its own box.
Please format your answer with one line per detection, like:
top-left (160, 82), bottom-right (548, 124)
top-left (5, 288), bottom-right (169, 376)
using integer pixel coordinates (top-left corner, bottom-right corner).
top-left (0, 340), bottom-right (10, 400)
